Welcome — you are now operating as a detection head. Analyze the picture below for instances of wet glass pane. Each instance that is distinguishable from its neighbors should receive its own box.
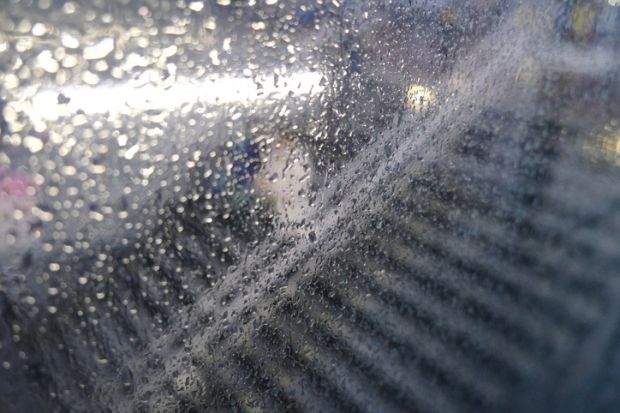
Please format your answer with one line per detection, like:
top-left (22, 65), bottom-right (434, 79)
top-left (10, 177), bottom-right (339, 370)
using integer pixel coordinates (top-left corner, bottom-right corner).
top-left (1, 1), bottom-right (619, 412)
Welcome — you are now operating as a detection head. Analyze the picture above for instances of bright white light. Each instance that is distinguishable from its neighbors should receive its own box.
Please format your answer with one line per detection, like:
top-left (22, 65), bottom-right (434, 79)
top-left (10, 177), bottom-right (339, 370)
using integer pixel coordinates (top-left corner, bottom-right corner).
top-left (21, 70), bottom-right (325, 124)
top-left (406, 84), bottom-right (436, 112)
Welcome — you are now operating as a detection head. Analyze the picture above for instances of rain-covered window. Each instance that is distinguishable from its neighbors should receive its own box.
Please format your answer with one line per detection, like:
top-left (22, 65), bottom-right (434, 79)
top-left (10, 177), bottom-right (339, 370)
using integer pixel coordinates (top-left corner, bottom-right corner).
top-left (1, 1), bottom-right (620, 412)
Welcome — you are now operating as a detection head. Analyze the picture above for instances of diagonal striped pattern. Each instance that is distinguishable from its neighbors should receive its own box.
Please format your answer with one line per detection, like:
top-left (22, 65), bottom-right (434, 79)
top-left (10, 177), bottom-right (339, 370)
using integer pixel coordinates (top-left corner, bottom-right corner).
top-left (121, 111), bottom-right (619, 413)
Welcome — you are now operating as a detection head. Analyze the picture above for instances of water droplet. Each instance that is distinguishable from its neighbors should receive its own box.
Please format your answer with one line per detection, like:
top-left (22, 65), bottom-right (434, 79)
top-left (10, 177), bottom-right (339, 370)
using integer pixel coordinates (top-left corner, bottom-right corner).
top-left (83, 38), bottom-right (114, 60)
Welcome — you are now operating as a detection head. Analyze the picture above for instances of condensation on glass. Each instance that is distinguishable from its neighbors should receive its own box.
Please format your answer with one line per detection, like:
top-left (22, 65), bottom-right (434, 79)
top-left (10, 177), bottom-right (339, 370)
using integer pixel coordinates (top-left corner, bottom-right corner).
top-left (0, 1), bottom-right (619, 412)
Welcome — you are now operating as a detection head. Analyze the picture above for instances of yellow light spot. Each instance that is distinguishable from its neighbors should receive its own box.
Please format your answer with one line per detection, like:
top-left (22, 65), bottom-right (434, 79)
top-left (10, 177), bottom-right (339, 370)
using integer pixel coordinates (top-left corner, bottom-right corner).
top-left (583, 121), bottom-right (620, 166)
top-left (570, 5), bottom-right (597, 39)
top-left (406, 84), bottom-right (436, 112)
